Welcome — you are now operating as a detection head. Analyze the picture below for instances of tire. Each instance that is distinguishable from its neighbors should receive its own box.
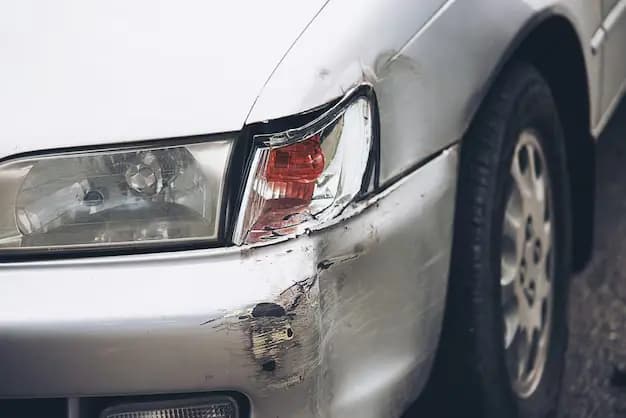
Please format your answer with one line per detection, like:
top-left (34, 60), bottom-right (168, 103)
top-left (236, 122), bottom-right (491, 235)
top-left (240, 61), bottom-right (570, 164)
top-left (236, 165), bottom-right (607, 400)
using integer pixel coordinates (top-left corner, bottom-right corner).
top-left (431, 62), bottom-right (572, 418)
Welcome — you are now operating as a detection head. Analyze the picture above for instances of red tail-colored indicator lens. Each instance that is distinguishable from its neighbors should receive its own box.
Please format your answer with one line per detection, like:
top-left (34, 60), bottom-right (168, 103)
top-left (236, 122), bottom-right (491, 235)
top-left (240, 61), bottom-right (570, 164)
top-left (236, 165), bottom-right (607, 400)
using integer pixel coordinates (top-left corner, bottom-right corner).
top-left (235, 95), bottom-right (373, 244)
top-left (259, 134), bottom-right (325, 202)
top-left (246, 135), bottom-right (326, 239)
top-left (266, 135), bottom-right (324, 183)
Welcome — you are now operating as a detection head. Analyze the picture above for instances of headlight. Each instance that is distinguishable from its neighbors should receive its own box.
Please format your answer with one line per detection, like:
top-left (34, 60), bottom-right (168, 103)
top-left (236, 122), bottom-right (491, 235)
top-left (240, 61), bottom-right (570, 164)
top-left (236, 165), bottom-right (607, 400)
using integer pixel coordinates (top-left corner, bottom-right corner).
top-left (0, 138), bottom-right (233, 255)
top-left (0, 86), bottom-right (375, 258)
top-left (234, 88), bottom-right (375, 244)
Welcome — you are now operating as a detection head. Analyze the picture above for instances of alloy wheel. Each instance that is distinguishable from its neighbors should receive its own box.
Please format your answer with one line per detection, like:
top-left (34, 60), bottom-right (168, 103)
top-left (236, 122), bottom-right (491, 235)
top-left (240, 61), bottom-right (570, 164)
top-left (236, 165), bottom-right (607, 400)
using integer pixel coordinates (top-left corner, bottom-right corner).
top-left (500, 129), bottom-right (555, 399)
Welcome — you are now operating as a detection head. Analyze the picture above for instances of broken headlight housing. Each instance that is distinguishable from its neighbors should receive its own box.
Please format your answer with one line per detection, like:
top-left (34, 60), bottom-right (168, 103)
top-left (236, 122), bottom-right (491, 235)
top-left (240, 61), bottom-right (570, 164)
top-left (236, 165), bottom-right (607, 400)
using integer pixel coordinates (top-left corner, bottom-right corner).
top-left (0, 138), bottom-right (233, 255)
top-left (0, 86), bottom-right (375, 258)
top-left (234, 88), bottom-right (375, 244)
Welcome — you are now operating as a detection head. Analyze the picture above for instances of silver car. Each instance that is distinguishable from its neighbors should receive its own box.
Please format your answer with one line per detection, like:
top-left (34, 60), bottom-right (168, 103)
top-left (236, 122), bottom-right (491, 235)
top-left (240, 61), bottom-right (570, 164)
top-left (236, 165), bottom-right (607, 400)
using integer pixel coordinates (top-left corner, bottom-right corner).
top-left (0, 0), bottom-right (625, 417)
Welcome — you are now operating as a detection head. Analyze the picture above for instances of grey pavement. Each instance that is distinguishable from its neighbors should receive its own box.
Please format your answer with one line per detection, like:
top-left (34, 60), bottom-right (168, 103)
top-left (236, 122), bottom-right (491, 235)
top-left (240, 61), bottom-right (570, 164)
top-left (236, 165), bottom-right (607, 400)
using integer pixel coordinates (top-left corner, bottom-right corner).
top-left (558, 98), bottom-right (626, 418)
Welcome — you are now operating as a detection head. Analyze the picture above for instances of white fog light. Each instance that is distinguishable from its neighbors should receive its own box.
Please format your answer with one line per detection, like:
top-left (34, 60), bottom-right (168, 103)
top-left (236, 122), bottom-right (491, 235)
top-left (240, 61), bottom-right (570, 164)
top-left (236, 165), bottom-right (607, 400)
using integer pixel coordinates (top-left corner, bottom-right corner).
top-left (101, 397), bottom-right (238, 418)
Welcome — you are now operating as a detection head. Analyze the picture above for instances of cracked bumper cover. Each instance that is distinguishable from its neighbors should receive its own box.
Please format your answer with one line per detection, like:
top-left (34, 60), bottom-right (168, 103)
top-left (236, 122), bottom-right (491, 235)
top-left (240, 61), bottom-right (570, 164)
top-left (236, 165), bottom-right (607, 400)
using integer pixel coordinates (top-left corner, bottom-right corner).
top-left (0, 146), bottom-right (458, 418)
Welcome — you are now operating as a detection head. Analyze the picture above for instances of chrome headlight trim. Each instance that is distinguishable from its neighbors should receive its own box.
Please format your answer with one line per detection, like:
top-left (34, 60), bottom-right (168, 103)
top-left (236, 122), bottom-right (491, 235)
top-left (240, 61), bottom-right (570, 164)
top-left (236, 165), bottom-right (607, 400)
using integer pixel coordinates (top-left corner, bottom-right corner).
top-left (0, 85), bottom-right (380, 261)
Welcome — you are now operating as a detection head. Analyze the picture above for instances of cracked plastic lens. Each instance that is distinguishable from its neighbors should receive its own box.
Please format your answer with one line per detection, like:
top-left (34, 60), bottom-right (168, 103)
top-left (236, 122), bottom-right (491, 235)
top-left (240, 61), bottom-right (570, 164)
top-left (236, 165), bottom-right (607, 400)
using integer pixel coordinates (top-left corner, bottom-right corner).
top-left (235, 96), bottom-right (373, 244)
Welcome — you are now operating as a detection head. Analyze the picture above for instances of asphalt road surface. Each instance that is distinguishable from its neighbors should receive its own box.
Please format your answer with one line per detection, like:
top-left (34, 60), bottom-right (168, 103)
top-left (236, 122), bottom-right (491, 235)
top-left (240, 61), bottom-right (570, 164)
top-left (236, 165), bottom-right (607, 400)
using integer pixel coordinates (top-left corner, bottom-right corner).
top-left (405, 98), bottom-right (626, 418)
top-left (558, 98), bottom-right (626, 417)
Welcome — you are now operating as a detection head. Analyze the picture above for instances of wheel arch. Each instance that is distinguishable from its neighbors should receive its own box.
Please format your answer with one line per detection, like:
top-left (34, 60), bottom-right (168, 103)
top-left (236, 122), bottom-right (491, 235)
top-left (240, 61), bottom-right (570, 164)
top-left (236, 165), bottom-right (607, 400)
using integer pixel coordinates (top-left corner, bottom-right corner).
top-left (471, 12), bottom-right (595, 272)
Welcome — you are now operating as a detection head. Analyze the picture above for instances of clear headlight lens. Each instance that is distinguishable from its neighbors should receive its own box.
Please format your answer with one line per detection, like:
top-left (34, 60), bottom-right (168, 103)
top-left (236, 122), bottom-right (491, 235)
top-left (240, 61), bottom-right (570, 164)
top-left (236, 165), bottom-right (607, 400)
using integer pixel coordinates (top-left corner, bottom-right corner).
top-left (0, 138), bottom-right (233, 253)
top-left (234, 94), bottom-right (374, 244)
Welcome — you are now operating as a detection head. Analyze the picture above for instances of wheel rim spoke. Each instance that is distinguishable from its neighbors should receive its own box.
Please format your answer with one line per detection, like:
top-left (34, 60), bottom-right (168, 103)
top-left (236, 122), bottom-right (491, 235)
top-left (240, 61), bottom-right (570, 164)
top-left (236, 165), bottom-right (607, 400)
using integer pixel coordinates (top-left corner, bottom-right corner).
top-left (538, 221), bottom-right (551, 248)
top-left (517, 332), bottom-right (531, 380)
top-left (502, 281), bottom-right (520, 348)
top-left (501, 130), bottom-right (555, 399)
top-left (501, 183), bottom-right (524, 287)
top-left (511, 145), bottom-right (534, 200)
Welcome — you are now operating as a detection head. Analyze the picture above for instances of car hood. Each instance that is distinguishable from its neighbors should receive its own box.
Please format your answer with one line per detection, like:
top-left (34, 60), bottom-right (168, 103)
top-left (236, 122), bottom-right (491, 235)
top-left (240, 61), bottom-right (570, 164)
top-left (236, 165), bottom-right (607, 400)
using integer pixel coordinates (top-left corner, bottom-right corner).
top-left (0, 1), bottom-right (328, 159)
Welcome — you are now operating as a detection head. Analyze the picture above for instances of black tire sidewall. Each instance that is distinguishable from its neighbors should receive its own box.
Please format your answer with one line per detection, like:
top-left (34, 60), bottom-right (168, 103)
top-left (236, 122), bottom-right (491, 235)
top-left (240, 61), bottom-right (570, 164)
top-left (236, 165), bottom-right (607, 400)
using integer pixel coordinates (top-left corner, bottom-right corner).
top-left (491, 75), bottom-right (571, 418)
top-left (434, 63), bottom-right (572, 418)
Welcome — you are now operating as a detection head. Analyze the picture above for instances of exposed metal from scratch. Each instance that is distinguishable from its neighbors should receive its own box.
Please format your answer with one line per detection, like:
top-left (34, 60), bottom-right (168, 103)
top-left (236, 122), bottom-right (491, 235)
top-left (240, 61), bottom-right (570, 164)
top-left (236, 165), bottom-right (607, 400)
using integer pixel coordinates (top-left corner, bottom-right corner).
top-left (282, 276), bottom-right (318, 313)
top-left (316, 253), bottom-right (361, 272)
top-left (200, 317), bottom-right (220, 326)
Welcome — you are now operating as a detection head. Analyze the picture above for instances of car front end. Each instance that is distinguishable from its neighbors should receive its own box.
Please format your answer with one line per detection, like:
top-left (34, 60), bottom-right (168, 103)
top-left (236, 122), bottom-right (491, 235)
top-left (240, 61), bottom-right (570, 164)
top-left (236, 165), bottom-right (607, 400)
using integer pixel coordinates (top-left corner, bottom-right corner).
top-left (0, 1), bottom-right (462, 417)
top-left (0, 80), bottom-right (458, 417)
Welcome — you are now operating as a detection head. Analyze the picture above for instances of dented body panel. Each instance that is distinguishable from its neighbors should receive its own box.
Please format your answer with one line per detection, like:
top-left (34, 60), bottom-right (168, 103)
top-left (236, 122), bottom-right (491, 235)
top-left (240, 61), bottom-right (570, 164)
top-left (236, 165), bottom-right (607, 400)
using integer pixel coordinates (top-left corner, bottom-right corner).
top-left (248, 0), bottom-right (605, 183)
top-left (0, 147), bottom-right (458, 417)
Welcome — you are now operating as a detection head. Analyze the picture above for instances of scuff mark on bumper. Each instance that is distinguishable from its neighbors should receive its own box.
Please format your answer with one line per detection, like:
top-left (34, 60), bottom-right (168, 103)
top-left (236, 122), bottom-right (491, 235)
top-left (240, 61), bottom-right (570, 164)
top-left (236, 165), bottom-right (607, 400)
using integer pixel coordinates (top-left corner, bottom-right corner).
top-left (233, 275), bottom-right (322, 391)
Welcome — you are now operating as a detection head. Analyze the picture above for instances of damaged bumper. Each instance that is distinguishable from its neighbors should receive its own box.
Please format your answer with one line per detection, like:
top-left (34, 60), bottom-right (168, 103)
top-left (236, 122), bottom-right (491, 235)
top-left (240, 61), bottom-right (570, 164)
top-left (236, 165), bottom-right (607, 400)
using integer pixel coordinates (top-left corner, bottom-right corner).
top-left (0, 146), bottom-right (458, 418)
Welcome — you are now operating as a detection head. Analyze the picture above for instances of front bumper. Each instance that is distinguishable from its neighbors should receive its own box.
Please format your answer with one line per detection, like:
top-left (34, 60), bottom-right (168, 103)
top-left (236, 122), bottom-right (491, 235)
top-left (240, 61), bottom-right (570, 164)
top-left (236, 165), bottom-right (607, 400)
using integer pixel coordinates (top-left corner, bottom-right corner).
top-left (0, 146), bottom-right (458, 418)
